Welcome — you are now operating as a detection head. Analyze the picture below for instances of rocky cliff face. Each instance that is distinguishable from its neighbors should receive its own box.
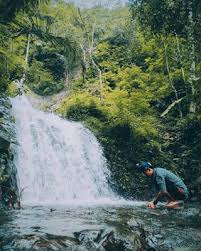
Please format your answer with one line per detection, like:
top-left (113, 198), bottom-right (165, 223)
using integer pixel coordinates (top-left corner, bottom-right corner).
top-left (0, 95), bottom-right (18, 208)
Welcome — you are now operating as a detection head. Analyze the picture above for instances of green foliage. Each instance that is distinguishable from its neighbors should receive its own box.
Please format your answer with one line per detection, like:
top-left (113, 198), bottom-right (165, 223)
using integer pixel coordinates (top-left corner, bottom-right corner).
top-left (0, 24), bottom-right (25, 93)
top-left (0, 0), bottom-right (82, 96)
top-left (34, 46), bottom-right (66, 81)
top-left (169, 115), bottom-right (201, 183)
top-left (0, 0), bottom-right (50, 22)
top-left (0, 54), bottom-right (9, 92)
top-left (26, 60), bottom-right (64, 96)
top-left (129, 0), bottom-right (201, 37)
top-left (5, 82), bottom-right (19, 97)
top-left (130, 0), bottom-right (201, 114)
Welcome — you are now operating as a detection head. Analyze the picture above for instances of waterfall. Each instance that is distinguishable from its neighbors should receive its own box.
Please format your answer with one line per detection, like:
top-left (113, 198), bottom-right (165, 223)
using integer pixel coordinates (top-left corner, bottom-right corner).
top-left (11, 95), bottom-right (115, 205)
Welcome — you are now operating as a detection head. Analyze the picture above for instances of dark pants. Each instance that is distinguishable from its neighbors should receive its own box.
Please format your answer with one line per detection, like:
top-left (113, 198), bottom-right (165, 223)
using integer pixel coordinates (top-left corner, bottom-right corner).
top-left (168, 187), bottom-right (189, 201)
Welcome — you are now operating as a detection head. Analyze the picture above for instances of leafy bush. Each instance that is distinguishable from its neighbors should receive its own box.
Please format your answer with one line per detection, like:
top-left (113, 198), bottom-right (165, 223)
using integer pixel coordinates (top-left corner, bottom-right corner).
top-left (34, 46), bottom-right (66, 81)
top-left (173, 115), bottom-right (201, 183)
top-left (26, 60), bottom-right (64, 96)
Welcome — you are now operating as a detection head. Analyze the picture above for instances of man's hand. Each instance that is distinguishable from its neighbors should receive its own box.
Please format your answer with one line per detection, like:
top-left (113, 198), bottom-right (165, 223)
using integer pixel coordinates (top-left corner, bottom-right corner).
top-left (147, 201), bottom-right (156, 209)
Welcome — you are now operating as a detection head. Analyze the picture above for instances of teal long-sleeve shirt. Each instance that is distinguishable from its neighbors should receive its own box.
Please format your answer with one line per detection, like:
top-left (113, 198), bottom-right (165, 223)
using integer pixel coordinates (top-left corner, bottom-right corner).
top-left (152, 167), bottom-right (188, 195)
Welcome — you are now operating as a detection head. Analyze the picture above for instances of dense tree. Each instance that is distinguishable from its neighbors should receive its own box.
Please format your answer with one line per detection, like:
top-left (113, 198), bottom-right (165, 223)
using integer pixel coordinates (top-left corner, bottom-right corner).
top-left (129, 0), bottom-right (201, 114)
top-left (128, 0), bottom-right (201, 190)
top-left (0, 0), bottom-right (80, 95)
top-left (0, 0), bottom-right (50, 22)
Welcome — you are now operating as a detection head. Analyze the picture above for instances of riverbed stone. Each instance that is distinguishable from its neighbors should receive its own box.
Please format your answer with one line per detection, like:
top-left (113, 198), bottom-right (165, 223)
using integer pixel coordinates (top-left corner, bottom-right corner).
top-left (73, 227), bottom-right (169, 251)
top-left (127, 217), bottom-right (174, 251)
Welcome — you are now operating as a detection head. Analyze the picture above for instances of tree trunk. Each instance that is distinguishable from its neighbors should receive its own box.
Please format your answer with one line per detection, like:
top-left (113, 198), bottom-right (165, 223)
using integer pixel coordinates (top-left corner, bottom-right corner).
top-left (64, 69), bottom-right (69, 89)
top-left (188, 3), bottom-right (196, 113)
top-left (18, 33), bottom-right (31, 88)
top-left (78, 9), bottom-right (104, 102)
top-left (80, 43), bottom-right (87, 84)
top-left (89, 23), bottom-right (103, 103)
top-left (161, 98), bottom-right (183, 118)
top-left (175, 33), bottom-right (186, 84)
top-left (25, 33), bottom-right (31, 65)
top-left (163, 40), bottom-right (183, 118)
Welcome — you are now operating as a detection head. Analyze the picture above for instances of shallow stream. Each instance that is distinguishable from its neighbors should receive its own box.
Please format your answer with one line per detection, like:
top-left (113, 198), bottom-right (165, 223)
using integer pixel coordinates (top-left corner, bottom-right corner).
top-left (0, 202), bottom-right (200, 251)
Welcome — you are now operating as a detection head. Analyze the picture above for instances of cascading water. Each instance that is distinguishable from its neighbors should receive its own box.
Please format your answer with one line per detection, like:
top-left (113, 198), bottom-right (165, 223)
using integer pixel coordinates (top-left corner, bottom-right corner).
top-left (11, 95), bottom-right (115, 205)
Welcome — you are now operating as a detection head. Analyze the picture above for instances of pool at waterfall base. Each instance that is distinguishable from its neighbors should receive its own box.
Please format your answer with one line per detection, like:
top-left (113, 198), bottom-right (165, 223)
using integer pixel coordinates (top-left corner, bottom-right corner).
top-left (0, 202), bottom-right (201, 251)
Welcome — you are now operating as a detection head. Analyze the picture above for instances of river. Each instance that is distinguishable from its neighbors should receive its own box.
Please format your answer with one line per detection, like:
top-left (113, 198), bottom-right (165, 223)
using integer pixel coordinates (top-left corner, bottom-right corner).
top-left (0, 202), bottom-right (201, 250)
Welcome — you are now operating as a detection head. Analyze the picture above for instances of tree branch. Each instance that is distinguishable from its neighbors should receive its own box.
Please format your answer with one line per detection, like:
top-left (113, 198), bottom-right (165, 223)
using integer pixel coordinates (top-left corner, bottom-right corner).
top-left (163, 39), bottom-right (183, 118)
top-left (160, 98), bottom-right (184, 118)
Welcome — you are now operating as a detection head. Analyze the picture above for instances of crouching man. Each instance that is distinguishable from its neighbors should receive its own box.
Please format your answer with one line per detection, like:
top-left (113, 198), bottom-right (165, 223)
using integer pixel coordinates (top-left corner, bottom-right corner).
top-left (136, 161), bottom-right (189, 209)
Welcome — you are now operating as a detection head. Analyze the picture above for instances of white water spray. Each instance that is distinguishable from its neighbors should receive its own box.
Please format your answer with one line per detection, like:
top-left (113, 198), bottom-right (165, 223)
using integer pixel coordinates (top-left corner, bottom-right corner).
top-left (11, 95), bottom-right (115, 205)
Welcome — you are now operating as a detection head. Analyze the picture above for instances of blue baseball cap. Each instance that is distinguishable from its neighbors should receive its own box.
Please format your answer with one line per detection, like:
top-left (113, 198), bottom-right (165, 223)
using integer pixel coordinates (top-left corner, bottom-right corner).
top-left (136, 161), bottom-right (152, 172)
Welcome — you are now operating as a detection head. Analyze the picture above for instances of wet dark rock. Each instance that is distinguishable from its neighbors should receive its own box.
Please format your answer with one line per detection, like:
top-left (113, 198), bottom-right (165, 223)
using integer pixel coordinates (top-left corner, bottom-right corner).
top-left (0, 132), bottom-right (10, 152)
top-left (1, 234), bottom-right (86, 251)
top-left (191, 176), bottom-right (201, 200)
top-left (74, 228), bottom-right (133, 251)
top-left (103, 235), bottom-right (134, 251)
top-left (74, 223), bottom-right (163, 251)
top-left (127, 217), bottom-right (174, 251)
top-left (73, 227), bottom-right (170, 251)
top-left (0, 95), bottom-right (18, 208)
top-left (74, 229), bottom-right (108, 251)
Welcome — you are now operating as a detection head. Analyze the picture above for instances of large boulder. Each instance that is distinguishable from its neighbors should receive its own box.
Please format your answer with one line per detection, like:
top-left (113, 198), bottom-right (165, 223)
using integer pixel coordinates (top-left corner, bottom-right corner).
top-left (191, 176), bottom-right (201, 201)
top-left (0, 95), bottom-right (18, 208)
top-left (0, 128), bottom-right (10, 151)
top-left (73, 225), bottom-right (173, 251)
top-left (0, 97), bottom-right (15, 151)
top-left (74, 228), bottom-right (136, 251)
